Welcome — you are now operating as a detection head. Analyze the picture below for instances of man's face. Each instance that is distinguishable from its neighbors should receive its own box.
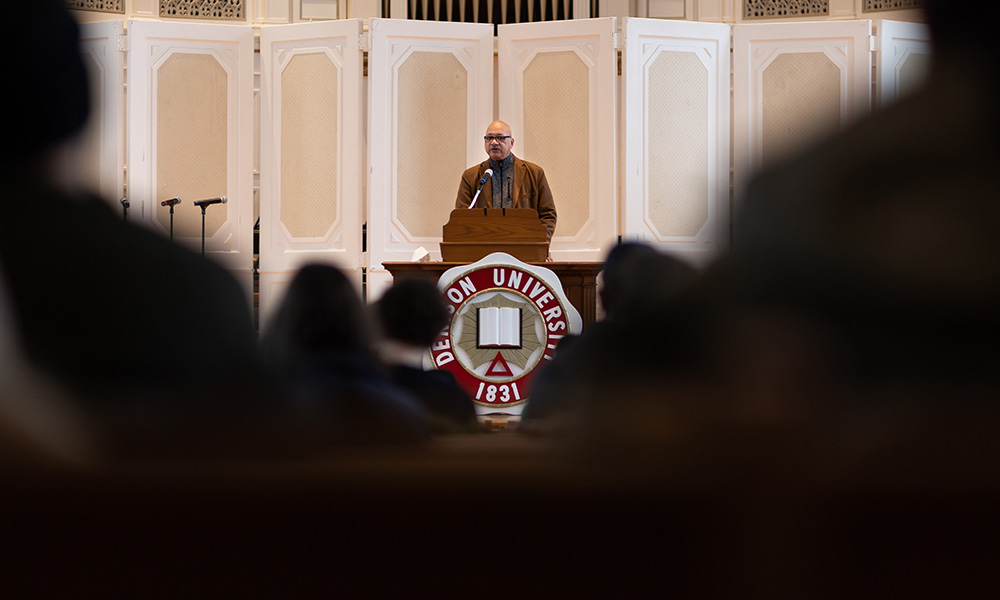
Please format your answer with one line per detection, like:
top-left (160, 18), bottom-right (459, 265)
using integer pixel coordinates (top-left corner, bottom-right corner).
top-left (484, 124), bottom-right (514, 161)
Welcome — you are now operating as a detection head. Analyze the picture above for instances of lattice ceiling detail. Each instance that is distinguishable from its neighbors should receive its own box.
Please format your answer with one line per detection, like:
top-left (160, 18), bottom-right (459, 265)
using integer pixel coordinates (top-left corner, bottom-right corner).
top-left (863, 0), bottom-right (926, 12)
top-left (66, 0), bottom-right (124, 13)
top-left (160, 0), bottom-right (245, 20)
top-left (745, 0), bottom-right (829, 19)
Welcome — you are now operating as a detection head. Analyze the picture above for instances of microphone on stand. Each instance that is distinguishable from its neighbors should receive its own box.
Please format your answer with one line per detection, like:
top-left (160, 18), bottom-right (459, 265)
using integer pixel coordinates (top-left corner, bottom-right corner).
top-left (160, 198), bottom-right (181, 240)
top-left (468, 169), bottom-right (492, 209)
top-left (193, 197), bottom-right (227, 207)
top-left (120, 198), bottom-right (130, 208)
top-left (193, 197), bottom-right (227, 255)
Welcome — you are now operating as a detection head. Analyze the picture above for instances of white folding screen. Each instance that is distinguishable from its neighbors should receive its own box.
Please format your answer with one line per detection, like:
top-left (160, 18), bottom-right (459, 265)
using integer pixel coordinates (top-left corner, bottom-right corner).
top-left (733, 20), bottom-right (873, 203)
top-left (621, 18), bottom-right (730, 267)
top-left (258, 20), bottom-right (364, 325)
top-left (877, 20), bottom-right (932, 109)
top-left (367, 18), bottom-right (494, 298)
top-left (127, 20), bottom-right (255, 291)
top-left (498, 18), bottom-right (618, 261)
top-left (78, 20), bottom-right (126, 212)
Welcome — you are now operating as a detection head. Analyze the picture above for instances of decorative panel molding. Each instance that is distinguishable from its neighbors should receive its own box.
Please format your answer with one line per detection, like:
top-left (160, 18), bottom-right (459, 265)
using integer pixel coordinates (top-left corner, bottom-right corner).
top-left (281, 54), bottom-right (340, 239)
top-left (761, 52), bottom-right (842, 167)
top-left (367, 18), bottom-right (494, 295)
top-left (498, 17), bottom-right (618, 261)
top-left (864, 0), bottom-right (926, 12)
top-left (156, 53), bottom-right (229, 238)
top-left (259, 20), bottom-right (364, 323)
top-left (160, 0), bottom-right (245, 20)
top-left (744, 0), bottom-right (829, 19)
top-left (622, 18), bottom-right (731, 266)
top-left (646, 50), bottom-right (709, 238)
top-left (67, 1), bottom-right (125, 13)
top-left (733, 20), bottom-right (872, 203)
top-left (395, 52), bottom-right (470, 238)
top-left (523, 50), bottom-right (590, 235)
top-left (127, 20), bottom-right (255, 289)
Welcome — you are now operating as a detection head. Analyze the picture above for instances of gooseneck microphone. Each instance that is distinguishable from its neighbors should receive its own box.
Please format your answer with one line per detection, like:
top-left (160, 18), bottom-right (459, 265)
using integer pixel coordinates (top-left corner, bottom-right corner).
top-left (193, 196), bottom-right (227, 207)
top-left (160, 197), bottom-right (181, 207)
top-left (468, 169), bottom-right (492, 209)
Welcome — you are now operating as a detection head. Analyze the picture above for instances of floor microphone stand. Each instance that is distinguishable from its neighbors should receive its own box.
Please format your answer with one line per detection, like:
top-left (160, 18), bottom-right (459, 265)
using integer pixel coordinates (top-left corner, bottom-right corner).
top-left (120, 198), bottom-right (129, 222)
top-left (200, 205), bottom-right (207, 254)
top-left (193, 197), bottom-right (226, 255)
top-left (160, 198), bottom-right (181, 241)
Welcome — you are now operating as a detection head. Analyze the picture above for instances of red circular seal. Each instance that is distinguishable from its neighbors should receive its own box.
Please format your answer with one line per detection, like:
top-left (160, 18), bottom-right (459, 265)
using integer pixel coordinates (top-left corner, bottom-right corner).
top-left (430, 254), bottom-right (580, 414)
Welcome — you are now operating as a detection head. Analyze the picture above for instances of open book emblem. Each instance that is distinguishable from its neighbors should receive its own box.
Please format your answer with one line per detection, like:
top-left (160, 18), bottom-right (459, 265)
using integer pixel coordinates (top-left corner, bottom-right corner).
top-left (477, 306), bottom-right (522, 348)
top-left (486, 352), bottom-right (515, 377)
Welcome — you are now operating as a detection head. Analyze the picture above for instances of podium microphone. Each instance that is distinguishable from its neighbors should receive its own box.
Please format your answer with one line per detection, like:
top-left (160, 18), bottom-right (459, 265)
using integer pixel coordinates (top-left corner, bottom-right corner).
top-left (193, 196), bottom-right (227, 207)
top-left (468, 169), bottom-right (492, 209)
top-left (160, 197), bottom-right (181, 207)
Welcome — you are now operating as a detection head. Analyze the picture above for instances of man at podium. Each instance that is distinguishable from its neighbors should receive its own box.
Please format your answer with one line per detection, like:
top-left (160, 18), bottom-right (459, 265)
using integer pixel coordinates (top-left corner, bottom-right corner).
top-left (455, 121), bottom-right (557, 245)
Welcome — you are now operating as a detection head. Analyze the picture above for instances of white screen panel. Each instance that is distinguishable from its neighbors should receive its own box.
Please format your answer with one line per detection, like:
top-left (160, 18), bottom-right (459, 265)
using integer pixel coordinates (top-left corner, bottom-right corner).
top-left (733, 20), bottom-right (873, 203)
top-left (368, 18), bottom-right (494, 276)
top-left (499, 18), bottom-right (618, 261)
top-left (127, 20), bottom-right (255, 284)
top-left (622, 18), bottom-right (730, 266)
top-left (259, 20), bottom-right (364, 319)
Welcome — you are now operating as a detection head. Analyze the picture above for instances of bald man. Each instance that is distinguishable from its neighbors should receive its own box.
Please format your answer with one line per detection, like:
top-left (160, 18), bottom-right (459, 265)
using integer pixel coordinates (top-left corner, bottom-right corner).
top-left (455, 121), bottom-right (557, 243)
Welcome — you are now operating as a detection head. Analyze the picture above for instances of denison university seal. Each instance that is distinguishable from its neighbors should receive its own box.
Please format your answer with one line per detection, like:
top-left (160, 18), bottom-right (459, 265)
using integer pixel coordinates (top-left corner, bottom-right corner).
top-left (430, 253), bottom-right (582, 418)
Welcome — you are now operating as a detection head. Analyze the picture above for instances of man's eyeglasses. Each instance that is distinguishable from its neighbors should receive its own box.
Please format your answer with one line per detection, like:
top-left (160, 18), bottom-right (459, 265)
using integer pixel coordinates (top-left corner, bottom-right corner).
top-left (484, 135), bottom-right (511, 142)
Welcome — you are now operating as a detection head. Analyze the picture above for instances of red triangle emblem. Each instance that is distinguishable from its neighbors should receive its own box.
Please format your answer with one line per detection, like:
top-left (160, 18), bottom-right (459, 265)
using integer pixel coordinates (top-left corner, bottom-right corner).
top-left (486, 352), bottom-right (514, 377)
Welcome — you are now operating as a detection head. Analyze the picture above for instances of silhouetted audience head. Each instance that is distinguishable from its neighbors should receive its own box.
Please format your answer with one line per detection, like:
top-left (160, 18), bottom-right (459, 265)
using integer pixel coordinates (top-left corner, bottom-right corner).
top-left (598, 242), bottom-right (699, 322)
top-left (375, 276), bottom-right (449, 349)
top-left (261, 264), bottom-right (372, 372)
top-left (373, 277), bottom-right (480, 434)
top-left (598, 242), bottom-right (660, 320)
top-left (617, 253), bottom-right (699, 320)
top-left (5, 2), bottom-right (90, 170)
top-left (925, 0), bottom-right (1000, 64)
top-left (258, 265), bottom-right (433, 444)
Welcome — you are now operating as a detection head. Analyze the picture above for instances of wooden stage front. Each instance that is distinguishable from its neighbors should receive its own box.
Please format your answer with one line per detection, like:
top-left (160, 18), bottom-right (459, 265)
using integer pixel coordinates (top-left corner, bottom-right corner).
top-left (382, 261), bottom-right (604, 329)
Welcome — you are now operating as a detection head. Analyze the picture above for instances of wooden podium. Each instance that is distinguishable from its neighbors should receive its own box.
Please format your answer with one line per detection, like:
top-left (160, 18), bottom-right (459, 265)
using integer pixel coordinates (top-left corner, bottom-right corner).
top-left (440, 208), bottom-right (548, 263)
